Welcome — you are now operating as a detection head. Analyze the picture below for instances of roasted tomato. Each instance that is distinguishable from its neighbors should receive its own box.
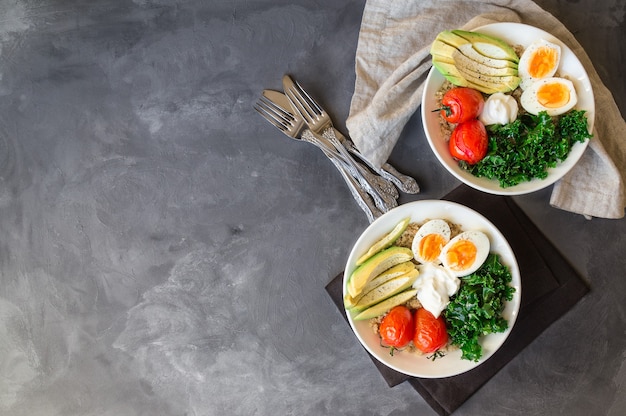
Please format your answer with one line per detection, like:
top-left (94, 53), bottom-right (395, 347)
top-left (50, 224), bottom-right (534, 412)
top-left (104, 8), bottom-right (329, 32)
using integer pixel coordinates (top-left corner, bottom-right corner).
top-left (413, 307), bottom-right (448, 353)
top-left (435, 87), bottom-right (485, 124)
top-left (379, 305), bottom-right (415, 349)
top-left (449, 119), bottom-right (488, 165)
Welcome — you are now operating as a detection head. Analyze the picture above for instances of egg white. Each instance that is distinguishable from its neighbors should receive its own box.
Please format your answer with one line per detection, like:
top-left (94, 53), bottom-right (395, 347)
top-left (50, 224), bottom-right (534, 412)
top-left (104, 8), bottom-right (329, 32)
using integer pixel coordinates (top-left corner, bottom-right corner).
top-left (518, 39), bottom-right (561, 90)
top-left (411, 219), bottom-right (451, 265)
top-left (439, 230), bottom-right (490, 277)
top-left (520, 77), bottom-right (578, 116)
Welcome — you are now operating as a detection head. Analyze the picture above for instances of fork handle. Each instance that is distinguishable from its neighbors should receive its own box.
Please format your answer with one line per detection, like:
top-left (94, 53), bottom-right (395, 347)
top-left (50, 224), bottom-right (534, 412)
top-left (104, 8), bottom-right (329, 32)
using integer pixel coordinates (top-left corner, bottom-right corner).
top-left (302, 130), bottom-right (381, 222)
top-left (333, 129), bottom-right (420, 194)
top-left (319, 129), bottom-right (397, 212)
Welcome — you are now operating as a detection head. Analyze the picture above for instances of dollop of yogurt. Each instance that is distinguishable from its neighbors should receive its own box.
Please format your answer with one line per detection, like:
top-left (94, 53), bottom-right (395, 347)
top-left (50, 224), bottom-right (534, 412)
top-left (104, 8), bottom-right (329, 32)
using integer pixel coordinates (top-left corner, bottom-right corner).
top-left (478, 92), bottom-right (518, 125)
top-left (412, 263), bottom-right (460, 318)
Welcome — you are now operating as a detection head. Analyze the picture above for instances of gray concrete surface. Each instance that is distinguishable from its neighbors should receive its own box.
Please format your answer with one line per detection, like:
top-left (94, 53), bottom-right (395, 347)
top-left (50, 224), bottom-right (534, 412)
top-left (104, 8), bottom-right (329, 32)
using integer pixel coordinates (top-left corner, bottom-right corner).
top-left (0, 0), bottom-right (624, 415)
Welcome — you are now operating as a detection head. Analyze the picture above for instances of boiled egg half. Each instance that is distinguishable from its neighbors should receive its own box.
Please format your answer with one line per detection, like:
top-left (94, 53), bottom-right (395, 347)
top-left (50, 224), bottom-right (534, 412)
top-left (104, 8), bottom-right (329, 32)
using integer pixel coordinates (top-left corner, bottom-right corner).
top-left (439, 230), bottom-right (490, 277)
top-left (520, 77), bottom-right (578, 116)
top-left (411, 219), bottom-right (451, 264)
top-left (518, 39), bottom-right (561, 90)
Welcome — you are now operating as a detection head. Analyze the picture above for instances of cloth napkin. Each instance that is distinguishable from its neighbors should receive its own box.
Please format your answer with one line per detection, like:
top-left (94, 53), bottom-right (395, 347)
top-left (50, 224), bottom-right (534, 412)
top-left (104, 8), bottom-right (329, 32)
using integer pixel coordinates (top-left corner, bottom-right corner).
top-left (325, 184), bottom-right (589, 416)
top-left (346, 0), bottom-right (626, 219)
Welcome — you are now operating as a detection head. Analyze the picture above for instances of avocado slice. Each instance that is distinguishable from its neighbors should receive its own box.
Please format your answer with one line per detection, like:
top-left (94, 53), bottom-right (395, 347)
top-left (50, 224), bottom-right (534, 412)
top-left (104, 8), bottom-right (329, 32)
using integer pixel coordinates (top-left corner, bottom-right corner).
top-left (353, 289), bottom-right (418, 321)
top-left (351, 268), bottom-right (418, 312)
top-left (343, 261), bottom-right (416, 309)
top-left (431, 29), bottom-right (521, 94)
top-left (435, 30), bottom-right (471, 49)
top-left (449, 50), bottom-right (518, 76)
top-left (456, 44), bottom-right (518, 69)
top-left (432, 40), bottom-right (518, 70)
top-left (434, 61), bottom-right (520, 93)
top-left (451, 29), bottom-right (519, 62)
top-left (432, 61), bottom-right (517, 94)
top-left (455, 64), bottom-right (520, 91)
top-left (356, 217), bottom-right (410, 266)
top-left (346, 246), bottom-right (413, 298)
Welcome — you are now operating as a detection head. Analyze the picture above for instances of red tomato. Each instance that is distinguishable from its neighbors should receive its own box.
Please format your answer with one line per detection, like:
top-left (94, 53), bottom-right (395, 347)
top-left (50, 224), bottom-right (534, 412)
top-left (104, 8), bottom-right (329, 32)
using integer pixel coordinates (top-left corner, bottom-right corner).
top-left (449, 119), bottom-right (488, 165)
top-left (379, 305), bottom-right (415, 349)
top-left (436, 87), bottom-right (485, 124)
top-left (413, 308), bottom-right (448, 353)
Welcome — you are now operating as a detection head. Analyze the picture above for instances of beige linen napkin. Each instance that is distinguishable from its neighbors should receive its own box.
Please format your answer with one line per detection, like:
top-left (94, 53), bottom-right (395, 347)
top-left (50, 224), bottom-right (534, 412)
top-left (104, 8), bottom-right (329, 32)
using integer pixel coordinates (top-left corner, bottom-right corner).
top-left (346, 0), bottom-right (626, 219)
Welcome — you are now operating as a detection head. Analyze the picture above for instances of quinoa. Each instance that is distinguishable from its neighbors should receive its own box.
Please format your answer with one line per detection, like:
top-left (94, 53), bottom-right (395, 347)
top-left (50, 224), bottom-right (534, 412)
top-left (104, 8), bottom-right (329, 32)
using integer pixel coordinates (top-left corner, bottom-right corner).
top-left (435, 80), bottom-right (457, 142)
top-left (396, 219), bottom-right (463, 249)
top-left (395, 222), bottom-right (420, 248)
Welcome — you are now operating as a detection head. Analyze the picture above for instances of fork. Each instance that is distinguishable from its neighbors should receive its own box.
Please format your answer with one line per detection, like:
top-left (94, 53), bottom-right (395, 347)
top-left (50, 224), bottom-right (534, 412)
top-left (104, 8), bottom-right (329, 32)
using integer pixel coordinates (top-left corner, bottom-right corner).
top-left (333, 132), bottom-right (420, 194)
top-left (254, 94), bottom-right (382, 222)
top-left (282, 75), bottom-right (398, 212)
top-left (281, 76), bottom-right (418, 194)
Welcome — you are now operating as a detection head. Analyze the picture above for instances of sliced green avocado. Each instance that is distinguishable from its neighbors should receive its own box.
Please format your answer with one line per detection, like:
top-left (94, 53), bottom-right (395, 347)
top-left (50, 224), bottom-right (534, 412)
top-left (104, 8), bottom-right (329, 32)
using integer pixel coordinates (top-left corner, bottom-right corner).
top-left (359, 261), bottom-right (416, 295)
top-left (456, 44), bottom-right (518, 69)
top-left (356, 217), bottom-right (410, 266)
top-left (455, 64), bottom-right (520, 91)
top-left (346, 246), bottom-right (413, 298)
top-left (451, 29), bottom-right (519, 62)
top-left (353, 289), bottom-right (418, 321)
top-left (434, 30), bottom-right (470, 49)
top-left (431, 29), bottom-right (521, 94)
top-left (351, 269), bottom-right (419, 312)
top-left (450, 50), bottom-right (518, 76)
top-left (431, 40), bottom-right (517, 70)
top-left (343, 261), bottom-right (416, 309)
top-left (433, 61), bottom-right (503, 94)
top-left (433, 61), bottom-right (520, 93)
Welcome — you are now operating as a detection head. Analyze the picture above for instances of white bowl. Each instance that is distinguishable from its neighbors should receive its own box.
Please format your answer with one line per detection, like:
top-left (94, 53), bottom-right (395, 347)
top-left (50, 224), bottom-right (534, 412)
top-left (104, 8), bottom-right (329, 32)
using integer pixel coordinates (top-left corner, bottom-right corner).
top-left (343, 200), bottom-right (521, 378)
top-left (421, 23), bottom-right (595, 195)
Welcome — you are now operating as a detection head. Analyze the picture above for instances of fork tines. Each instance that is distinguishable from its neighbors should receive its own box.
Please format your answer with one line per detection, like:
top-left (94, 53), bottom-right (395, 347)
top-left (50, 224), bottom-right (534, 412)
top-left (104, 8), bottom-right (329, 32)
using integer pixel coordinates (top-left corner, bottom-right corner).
top-left (254, 95), bottom-right (296, 132)
top-left (291, 80), bottom-right (323, 117)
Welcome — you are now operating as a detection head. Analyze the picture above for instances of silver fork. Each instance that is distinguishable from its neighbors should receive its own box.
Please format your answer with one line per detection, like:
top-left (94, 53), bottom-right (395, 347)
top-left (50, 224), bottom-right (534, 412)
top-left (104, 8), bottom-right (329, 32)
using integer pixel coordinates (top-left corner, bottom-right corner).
top-left (280, 77), bottom-right (418, 194)
top-left (254, 94), bottom-right (382, 222)
top-left (282, 75), bottom-right (398, 212)
top-left (262, 90), bottom-right (415, 196)
top-left (332, 132), bottom-right (420, 194)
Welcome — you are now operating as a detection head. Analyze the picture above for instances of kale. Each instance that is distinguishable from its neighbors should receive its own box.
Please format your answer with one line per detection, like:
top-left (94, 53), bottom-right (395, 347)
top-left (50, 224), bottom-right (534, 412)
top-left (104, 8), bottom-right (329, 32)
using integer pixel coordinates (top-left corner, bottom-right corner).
top-left (461, 110), bottom-right (592, 188)
top-left (443, 253), bottom-right (515, 362)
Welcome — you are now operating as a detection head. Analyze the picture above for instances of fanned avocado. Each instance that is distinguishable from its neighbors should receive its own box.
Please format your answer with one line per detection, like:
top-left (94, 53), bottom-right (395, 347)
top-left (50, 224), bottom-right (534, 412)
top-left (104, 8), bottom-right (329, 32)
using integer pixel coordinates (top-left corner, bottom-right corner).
top-left (347, 246), bottom-right (413, 298)
top-left (356, 217), bottom-right (410, 266)
top-left (451, 29), bottom-right (519, 62)
top-left (444, 49), bottom-right (518, 76)
top-left (430, 29), bottom-right (521, 94)
top-left (343, 261), bottom-right (416, 309)
top-left (353, 289), bottom-right (418, 321)
top-left (431, 41), bottom-right (518, 70)
top-left (455, 44), bottom-right (518, 68)
top-left (435, 30), bottom-right (471, 49)
top-left (351, 268), bottom-right (418, 312)
top-left (433, 61), bottom-right (520, 93)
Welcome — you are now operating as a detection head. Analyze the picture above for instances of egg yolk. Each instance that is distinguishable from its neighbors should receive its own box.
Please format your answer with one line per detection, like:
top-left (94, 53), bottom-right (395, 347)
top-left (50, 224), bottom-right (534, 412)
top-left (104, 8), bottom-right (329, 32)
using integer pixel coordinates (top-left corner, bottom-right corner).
top-left (418, 234), bottom-right (447, 263)
top-left (444, 240), bottom-right (477, 271)
top-left (527, 47), bottom-right (559, 79)
top-left (537, 82), bottom-right (570, 108)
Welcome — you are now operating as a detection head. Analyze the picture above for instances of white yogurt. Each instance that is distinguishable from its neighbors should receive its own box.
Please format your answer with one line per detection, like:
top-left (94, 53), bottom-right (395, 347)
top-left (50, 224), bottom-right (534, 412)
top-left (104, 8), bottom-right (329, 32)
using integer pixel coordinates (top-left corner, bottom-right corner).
top-left (479, 92), bottom-right (518, 125)
top-left (412, 263), bottom-right (460, 318)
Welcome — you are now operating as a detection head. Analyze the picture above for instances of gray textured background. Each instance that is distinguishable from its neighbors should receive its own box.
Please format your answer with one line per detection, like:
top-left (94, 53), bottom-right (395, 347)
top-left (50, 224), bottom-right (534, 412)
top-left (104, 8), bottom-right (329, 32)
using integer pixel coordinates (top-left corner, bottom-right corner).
top-left (0, 0), bottom-right (624, 415)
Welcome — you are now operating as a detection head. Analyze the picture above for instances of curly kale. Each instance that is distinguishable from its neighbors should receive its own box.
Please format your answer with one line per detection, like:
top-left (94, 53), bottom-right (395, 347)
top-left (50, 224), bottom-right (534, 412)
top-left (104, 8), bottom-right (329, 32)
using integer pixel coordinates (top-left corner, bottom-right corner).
top-left (461, 110), bottom-right (592, 188)
top-left (444, 253), bottom-right (516, 362)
